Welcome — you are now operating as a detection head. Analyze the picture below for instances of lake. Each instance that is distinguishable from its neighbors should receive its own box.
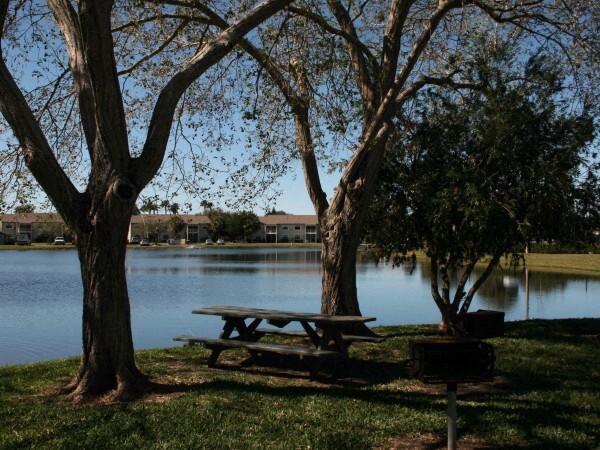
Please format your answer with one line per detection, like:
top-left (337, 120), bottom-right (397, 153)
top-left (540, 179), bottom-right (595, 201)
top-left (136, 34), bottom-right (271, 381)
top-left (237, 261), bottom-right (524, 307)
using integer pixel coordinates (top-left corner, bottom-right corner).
top-left (1, 248), bottom-right (598, 366)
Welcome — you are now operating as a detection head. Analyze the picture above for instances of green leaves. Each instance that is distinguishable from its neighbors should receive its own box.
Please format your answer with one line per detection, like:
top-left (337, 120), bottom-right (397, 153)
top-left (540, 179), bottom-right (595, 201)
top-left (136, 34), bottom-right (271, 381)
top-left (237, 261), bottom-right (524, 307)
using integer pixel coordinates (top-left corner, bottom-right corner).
top-left (365, 50), bottom-right (597, 324)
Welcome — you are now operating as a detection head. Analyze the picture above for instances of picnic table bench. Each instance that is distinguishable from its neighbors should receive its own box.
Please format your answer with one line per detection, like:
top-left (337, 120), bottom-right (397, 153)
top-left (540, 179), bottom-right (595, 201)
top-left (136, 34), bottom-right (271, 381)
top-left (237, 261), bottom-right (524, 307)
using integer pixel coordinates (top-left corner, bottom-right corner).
top-left (174, 306), bottom-right (384, 377)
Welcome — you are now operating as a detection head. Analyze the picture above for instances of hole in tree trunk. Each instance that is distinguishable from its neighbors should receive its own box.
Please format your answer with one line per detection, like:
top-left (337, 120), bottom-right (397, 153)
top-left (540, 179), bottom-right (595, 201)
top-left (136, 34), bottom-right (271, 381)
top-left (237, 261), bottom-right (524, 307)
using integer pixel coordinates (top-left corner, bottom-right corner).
top-left (112, 180), bottom-right (136, 201)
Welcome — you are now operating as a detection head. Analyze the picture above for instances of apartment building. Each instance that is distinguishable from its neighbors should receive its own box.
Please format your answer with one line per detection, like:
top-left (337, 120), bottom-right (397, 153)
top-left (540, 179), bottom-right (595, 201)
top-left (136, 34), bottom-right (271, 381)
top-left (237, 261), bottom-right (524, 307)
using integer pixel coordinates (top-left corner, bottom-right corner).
top-left (1, 213), bottom-right (321, 244)
top-left (128, 214), bottom-right (212, 243)
top-left (257, 215), bottom-right (320, 243)
top-left (0, 213), bottom-right (66, 242)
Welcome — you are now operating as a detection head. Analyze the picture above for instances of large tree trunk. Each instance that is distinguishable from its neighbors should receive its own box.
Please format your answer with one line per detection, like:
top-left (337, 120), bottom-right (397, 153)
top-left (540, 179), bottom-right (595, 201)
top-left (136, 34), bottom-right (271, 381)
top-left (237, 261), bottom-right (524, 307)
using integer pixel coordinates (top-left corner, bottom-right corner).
top-left (60, 203), bottom-right (146, 402)
top-left (317, 152), bottom-right (387, 336)
top-left (1, 0), bottom-right (296, 402)
top-left (319, 209), bottom-right (380, 336)
top-left (320, 218), bottom-right (361, 317)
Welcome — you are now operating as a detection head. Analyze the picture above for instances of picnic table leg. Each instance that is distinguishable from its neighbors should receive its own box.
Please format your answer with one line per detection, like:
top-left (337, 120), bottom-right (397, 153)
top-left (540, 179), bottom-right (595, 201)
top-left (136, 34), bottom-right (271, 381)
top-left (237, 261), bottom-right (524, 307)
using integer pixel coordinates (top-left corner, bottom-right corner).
top-left (219, 319), bottom-right (238, 339)
top-left (243, 318), bottom-right (263, 340)
top-left (207, 347), bottom-right (222, 367)
top-left (300, 321), bottom-right (322, 346)
top-left (319, 328), bottom-right (349, 359)
top-left (209, 318), bottom-right (243, 366)
top-left (210, 317), bottom-right (265, 366)
top-left (299, 322), bottom-right (348, 380)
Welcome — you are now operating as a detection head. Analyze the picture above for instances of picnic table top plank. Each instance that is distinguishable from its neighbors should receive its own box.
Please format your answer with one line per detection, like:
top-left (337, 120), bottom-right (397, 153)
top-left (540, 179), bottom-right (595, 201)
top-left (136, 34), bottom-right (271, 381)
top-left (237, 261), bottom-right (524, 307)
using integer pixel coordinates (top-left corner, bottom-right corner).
top-left (191, 305), bottom-right (376, 324)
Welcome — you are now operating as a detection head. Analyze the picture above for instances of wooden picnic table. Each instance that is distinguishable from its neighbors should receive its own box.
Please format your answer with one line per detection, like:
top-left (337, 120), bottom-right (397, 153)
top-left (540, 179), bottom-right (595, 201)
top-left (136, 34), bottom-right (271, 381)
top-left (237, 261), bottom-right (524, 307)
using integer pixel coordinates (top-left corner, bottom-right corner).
top-left (174, 305), bottom-right (383, 376)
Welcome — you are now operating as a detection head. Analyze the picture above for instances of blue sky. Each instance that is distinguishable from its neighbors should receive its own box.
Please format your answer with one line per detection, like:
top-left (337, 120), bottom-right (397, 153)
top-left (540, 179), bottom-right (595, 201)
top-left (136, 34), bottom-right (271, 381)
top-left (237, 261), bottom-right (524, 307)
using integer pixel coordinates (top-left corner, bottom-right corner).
top-left (258, 162), bottom-right (340, 215)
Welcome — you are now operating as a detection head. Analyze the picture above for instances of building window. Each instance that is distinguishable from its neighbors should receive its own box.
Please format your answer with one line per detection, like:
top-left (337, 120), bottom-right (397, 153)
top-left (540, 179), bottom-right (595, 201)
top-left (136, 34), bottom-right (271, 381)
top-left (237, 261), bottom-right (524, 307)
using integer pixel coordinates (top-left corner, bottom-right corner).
top-left (4, 224), bottom-right (12, 229)
top-left (281, 226), bottom-right (289, 231)
top-left (294, 225), bottom-right (301, 230)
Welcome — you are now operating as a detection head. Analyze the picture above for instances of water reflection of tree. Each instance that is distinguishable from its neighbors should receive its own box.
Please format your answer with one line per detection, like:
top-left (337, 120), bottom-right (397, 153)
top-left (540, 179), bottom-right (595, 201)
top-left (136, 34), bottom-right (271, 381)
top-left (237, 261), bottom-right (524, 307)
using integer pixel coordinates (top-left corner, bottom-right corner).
top-left (415, 264), bottom-right (520, 312)
top-left (415, 264), bottom-right (518, 310)
top-left (199, 250), bottom-right (322, 264)
top-left (416, 262), bottom-right (598, 311)
top-left (474, 269), bottom-right (520, 310)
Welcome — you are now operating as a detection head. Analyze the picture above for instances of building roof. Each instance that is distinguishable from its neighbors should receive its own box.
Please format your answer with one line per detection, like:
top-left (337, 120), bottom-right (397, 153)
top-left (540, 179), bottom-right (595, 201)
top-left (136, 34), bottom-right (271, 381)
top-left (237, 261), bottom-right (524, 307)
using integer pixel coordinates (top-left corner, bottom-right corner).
top-left (0, 213), bottom-right (64, 224)
top-left (1, 212), bottom-right (319, 226)
top-left (259, 214), bottom-right (318, 225)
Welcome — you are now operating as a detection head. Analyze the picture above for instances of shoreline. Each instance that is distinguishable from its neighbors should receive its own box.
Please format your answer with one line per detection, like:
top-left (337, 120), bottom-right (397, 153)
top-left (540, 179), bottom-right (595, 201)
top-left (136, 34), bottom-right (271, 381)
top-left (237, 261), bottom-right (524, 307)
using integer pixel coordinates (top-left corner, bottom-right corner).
top-left (2, 243), bottom-right (599, 276)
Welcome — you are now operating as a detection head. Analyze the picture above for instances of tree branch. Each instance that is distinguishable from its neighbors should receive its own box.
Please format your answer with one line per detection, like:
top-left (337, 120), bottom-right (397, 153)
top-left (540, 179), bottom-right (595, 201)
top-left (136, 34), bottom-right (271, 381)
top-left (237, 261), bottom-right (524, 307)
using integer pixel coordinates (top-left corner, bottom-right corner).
top-left (338, 0), bottom-right (462, 191)
top-left (0, 43), bottom-right (81, 227)
top-left (135, 0), bottom-right (294, 189)
top-left (379, 0), bottom-right (412, 99)
top-left (459, 251), bottom-right (502, 314)
top-left (112, 14), bottom-right (212, 33)
top-left (452, 258), bottom-right (476, 308)
top-left (430, 256), bottom-right (449, 310)
top-left (327, 0), bottom-right (376, 113)
top-left (47, 0), bottom-right (98, 158)
top-left (285, 5), bottom-right (379, 74)
top-left (118, 19), bottom-right (191, 76)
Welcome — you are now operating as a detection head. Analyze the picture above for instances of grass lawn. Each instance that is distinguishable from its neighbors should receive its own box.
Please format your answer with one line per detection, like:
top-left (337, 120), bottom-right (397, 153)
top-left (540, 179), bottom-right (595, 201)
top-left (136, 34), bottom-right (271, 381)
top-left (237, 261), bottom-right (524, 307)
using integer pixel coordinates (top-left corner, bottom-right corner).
top-left (519, 253), bottom-right (600, 275)
top-left (1, 319), bottom-right (598, 449)
top-left (409, 251), bottom-right (600, 277)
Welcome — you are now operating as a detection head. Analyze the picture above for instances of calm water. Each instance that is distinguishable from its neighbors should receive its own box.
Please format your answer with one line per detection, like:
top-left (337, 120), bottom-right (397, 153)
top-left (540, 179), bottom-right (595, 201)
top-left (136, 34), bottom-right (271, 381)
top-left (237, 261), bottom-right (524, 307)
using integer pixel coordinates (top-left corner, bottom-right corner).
top-left (1, 248), bottom-right (598, 366)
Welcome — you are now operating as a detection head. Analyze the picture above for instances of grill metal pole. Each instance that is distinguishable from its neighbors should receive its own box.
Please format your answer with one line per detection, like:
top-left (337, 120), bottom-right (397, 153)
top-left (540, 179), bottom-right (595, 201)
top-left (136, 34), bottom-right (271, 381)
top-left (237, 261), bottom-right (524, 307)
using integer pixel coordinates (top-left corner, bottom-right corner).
top-left (447, 382), bottom-right (457, 450)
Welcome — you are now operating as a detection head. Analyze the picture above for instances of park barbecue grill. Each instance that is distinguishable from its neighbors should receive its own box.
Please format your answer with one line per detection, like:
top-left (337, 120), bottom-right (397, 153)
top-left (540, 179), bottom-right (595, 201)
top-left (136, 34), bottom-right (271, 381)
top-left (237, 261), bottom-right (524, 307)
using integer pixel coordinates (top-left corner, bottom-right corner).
top-left (408, 338), bottom-right (495, 384)
top-left (408, 337), bottom-right (498, 450)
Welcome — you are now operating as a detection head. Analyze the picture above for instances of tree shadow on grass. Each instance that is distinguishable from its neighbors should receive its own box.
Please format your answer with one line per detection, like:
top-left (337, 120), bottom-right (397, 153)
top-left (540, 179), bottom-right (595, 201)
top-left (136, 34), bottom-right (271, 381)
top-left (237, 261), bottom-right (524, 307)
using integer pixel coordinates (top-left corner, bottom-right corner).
top-left (203, 352), bottom-right (409, 387)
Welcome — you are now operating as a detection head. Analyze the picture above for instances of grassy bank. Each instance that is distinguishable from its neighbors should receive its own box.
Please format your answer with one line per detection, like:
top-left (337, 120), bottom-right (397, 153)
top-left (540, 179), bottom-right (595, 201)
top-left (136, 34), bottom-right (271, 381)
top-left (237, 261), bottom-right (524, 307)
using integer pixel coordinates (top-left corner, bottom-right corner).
top-left (409, 251), bottom-right (600, 277)
top-left (1, 319), bottom-right (598, 449)
top-left (518, 253), bottom-right (600, 275)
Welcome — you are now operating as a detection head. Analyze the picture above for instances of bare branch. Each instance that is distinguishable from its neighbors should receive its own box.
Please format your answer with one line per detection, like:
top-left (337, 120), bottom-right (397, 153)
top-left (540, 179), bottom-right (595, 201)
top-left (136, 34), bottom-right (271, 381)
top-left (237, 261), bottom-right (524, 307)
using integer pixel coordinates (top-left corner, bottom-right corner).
top-left (47, 0), bottom-right (98, 156)
top-left (0, 55), bottom-right (81, 225)
top-left (0, 0), bottom-right (9, 51)
top-left (286, 5), bottom-right (379, 73)
top-left (118, 19), bottom-right (191, 76)
top-left (135, 0), bottom-right (295, 189)
top-left (327, 0), bottom-right (376, 112)
top-left (459, 251), bottom-right (503, 314)
top-left (112, 14), bottom-right (212, 33)
top-left (379, 0), bottom-right (412, 98)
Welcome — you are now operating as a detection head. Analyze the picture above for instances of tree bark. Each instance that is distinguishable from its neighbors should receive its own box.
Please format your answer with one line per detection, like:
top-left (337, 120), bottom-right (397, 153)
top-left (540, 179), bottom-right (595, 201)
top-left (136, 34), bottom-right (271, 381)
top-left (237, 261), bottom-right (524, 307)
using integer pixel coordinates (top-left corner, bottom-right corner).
top-left (316, 134), bottom-right (389, 335)
top-left (63, 210), bottom-right (145, 402)
top-left (320, 215), bottom-right (360, 316)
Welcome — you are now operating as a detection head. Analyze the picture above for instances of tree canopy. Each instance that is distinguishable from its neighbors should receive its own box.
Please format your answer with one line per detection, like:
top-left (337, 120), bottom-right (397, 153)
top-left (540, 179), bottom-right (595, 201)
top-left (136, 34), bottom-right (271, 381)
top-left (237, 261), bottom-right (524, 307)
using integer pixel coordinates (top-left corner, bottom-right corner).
top-left (366, 47), bottom-right (598, 334)
top-left (0, 0), bottom-right (293, 401)
top-left (226, 0), bottom-right (598, 323)
top-left (208, 209), bottom-right (261, 241)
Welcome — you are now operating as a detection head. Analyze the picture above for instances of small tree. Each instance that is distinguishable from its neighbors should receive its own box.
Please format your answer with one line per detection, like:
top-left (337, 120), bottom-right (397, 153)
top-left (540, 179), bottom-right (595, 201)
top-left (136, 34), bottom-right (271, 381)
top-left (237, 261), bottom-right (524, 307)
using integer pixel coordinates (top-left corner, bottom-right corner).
top-left (167, 215), bottom-right (186, 237)
top-left (230, 211), bottom-right (261, 241)
top-left (207, 208), bottom-right (227, 239)
top-left (366, 53), bottom-right (597, 335)
top-left (208, 209), bottom-right (260, 241)
top-left (14, 203), bottom-right (34, 214)
top-left (266, 207), bottom-right (288, 215)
